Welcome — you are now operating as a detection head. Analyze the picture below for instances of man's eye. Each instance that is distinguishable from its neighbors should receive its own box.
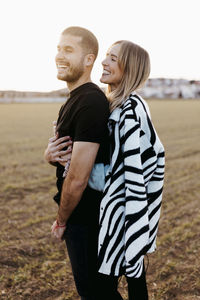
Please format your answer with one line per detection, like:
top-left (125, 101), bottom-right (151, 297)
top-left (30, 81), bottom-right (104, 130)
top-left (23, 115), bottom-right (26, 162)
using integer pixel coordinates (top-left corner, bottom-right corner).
top-left (64, 48), bottom-right (72, 53)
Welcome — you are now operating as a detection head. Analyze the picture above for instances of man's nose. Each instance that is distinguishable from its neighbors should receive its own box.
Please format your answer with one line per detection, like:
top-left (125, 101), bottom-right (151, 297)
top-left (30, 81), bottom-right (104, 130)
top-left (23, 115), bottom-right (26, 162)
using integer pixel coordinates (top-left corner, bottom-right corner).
top-left (55, 51), bottom-right (64, 62)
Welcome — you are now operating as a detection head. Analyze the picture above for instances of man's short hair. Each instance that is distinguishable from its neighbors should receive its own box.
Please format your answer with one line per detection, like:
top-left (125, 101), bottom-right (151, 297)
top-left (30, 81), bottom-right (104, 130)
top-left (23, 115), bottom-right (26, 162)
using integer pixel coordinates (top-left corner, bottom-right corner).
top-left (62, 26), bottom-right (98, 60)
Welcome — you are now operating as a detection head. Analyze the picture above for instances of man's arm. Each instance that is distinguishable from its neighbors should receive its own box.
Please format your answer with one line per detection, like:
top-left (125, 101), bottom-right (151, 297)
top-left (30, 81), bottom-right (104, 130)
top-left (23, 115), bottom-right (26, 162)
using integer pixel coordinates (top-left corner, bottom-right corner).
top-left (56, 141), bottom-right (100, 225)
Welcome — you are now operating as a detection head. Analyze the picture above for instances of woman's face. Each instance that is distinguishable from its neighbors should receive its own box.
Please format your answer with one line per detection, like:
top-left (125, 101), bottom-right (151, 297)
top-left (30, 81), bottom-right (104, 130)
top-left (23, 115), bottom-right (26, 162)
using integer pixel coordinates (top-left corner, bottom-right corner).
top-left (100, 43), bottom-right (123, 90)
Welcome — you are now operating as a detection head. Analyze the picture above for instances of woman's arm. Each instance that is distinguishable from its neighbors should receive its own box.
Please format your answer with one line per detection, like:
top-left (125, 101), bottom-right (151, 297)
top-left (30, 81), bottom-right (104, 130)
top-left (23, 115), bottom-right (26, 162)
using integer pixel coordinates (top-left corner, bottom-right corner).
top-left (44, 133), bottom-right (72, 166)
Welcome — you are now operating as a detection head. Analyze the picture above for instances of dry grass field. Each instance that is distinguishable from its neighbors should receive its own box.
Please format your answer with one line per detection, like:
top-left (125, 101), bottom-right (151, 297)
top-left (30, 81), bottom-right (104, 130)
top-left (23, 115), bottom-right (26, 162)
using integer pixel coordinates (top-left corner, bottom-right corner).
top-left (0, 100), bottom-right (200, 300)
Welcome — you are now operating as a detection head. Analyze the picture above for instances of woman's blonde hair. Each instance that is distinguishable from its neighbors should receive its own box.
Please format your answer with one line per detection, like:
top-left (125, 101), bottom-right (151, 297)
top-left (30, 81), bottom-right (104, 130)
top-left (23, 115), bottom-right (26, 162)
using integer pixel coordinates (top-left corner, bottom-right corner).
top-left (107, 40), bottom-right (150, 111)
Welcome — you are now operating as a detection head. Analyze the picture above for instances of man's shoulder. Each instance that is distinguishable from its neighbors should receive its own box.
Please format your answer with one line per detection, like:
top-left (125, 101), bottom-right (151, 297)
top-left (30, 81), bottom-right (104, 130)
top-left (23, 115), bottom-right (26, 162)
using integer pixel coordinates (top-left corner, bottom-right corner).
top-left (79, 84), bottom-right (109, 111)
top-left (85, 91), bottom-right (108, 107)
top-left (85, 84), bottom-right (107, 101)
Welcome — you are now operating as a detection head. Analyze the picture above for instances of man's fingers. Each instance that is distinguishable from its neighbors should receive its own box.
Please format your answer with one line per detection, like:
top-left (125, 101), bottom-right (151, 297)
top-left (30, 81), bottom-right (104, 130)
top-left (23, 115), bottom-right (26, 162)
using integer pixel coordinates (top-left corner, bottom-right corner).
top-left (51, 227), bottom-right (64, 242)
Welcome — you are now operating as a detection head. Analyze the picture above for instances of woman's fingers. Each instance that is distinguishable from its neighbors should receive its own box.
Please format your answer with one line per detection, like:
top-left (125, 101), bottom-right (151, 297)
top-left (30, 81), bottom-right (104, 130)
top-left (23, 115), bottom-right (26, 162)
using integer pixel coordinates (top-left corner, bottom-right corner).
top-left (58, 150), bottom-right (71, 157)
top-left (46, 133), bottom-right (73, 164)
top-left (59, 161), bottom-right (67, 167)
top-left (48, 136), bottom-right (72, 148)
top-left (49, 135), bottom-right (58, 143)
top-left (52, 121), bottom-right (57, 135)
top-left (59, 153), bottom-right (71, 161)
top-left (54, 136), bottom-right (72, 146)
top-left (51, 147), bottom-right (72, 161)
top-left (56, 141), bottom-right (72, 151)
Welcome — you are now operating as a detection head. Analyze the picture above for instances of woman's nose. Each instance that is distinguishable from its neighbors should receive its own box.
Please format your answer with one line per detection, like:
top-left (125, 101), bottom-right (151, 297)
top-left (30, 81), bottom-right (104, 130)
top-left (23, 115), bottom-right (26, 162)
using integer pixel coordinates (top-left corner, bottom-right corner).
top-left (102, 58), bottom-right (108, 66)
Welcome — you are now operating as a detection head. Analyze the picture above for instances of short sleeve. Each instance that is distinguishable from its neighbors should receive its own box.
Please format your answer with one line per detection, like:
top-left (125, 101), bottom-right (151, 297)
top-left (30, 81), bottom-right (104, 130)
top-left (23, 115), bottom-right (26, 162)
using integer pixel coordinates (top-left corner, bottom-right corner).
top-left (73, 93), bottom-right (109, 143)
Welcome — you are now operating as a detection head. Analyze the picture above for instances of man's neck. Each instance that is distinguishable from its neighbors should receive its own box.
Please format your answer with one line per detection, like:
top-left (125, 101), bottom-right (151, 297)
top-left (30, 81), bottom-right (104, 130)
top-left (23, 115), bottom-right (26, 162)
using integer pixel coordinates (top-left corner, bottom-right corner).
top-left (67, 75), bottom-right (92, 92)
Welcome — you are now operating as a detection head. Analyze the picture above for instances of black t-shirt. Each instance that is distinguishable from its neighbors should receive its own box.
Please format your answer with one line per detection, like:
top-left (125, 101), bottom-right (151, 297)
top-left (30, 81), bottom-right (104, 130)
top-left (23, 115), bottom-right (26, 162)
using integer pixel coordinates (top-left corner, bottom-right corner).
top-left (54, 82), bottom-right (110, 224)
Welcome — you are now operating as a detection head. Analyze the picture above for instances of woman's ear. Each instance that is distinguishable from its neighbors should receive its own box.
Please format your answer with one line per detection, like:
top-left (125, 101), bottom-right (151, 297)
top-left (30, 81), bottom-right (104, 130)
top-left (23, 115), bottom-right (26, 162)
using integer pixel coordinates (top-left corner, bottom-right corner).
top-left (84, 54), bottom-right (95, 67)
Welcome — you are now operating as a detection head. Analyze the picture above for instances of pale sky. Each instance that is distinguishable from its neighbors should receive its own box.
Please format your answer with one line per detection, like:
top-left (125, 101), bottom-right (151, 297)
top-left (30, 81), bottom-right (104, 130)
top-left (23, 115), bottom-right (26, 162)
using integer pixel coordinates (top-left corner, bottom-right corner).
top-left (0, 0), bottom-right (200, 92)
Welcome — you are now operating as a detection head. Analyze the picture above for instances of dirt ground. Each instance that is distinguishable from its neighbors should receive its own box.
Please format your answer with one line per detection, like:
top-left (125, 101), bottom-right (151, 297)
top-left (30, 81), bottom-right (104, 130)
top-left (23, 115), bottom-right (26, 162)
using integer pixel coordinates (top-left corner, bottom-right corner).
top-left (0, 100), bottom-right (200, 300)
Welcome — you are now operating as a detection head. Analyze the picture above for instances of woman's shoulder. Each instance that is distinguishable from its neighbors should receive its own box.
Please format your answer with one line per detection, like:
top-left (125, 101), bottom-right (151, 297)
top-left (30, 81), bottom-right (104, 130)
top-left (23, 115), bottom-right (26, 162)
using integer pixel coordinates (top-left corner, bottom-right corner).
top-left (123, 92), bottom-right (151, 120)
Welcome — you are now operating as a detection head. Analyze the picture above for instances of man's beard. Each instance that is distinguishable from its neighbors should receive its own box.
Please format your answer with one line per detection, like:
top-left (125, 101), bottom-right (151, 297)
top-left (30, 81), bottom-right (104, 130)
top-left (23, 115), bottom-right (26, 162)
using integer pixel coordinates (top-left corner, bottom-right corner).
top-left (57, 62), bottom-right (84, 83)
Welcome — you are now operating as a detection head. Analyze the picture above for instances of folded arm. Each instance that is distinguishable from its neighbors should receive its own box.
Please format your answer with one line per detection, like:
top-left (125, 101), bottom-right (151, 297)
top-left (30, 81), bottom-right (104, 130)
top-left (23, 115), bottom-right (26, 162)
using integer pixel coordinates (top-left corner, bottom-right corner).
top-left (52, 141), bottom-right (99, 241)
top-left (56, 141), bottom-right (99, 225)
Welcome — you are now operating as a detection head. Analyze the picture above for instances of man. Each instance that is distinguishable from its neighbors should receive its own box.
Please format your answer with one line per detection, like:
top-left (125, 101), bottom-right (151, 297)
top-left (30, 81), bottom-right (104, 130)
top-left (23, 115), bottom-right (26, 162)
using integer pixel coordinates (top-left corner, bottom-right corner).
top-left (44, 27), bottom-right (110, 300)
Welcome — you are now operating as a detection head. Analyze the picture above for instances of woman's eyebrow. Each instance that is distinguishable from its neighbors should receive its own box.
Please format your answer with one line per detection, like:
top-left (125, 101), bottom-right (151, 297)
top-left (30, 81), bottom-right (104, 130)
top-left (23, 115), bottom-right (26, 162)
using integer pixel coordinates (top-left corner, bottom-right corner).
top-left (111, 54), bottom-right (118, 58)
top-left (106, 51), bottom-right (118, 58)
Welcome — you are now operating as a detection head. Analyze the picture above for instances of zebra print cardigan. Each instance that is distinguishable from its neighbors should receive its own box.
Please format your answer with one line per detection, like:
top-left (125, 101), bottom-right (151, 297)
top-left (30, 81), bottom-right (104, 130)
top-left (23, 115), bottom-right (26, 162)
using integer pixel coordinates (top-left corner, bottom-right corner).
top-left (98, 93), bottom-right (165, 278)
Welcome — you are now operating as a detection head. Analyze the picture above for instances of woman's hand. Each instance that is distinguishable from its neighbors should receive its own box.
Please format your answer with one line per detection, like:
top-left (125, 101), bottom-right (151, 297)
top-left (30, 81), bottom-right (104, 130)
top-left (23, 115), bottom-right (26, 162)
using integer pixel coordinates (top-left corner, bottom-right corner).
top-left (44, 133), bottom-right (72, 165)
top-left (59, 151), bottom-right (72, 167)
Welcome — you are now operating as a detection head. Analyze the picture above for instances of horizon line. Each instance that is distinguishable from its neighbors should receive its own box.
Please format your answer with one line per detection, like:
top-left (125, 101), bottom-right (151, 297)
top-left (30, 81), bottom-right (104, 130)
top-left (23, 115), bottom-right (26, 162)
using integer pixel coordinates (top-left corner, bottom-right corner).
top-left (1, 77), bottom-right (200, 94)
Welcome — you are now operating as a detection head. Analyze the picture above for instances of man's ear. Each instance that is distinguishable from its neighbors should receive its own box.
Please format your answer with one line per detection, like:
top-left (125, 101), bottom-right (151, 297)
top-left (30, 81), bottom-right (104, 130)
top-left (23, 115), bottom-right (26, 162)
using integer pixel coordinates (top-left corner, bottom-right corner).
top-left (84, 54), bottom-right (95, 67)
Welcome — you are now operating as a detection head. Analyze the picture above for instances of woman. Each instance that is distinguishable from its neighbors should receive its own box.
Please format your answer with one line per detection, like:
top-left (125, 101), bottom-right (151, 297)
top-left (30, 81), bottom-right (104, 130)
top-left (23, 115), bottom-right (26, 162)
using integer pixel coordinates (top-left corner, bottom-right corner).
top-left (95, 40), bottom-right (165, 299)
top-left (51, 40), bottom-right (165, 300)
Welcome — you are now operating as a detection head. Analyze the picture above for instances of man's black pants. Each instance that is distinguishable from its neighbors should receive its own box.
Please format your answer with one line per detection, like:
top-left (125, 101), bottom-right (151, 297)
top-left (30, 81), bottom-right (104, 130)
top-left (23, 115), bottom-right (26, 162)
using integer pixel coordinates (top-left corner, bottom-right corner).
top-left (64, 223), bottom-right (148, 300)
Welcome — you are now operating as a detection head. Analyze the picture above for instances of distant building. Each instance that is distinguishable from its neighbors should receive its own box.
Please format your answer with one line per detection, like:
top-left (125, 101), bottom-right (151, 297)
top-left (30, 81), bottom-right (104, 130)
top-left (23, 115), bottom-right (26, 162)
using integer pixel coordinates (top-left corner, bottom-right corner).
top-left (139, 78), bottom-right (200, 99)
top-left (1, 79), bottom-right (200, 103)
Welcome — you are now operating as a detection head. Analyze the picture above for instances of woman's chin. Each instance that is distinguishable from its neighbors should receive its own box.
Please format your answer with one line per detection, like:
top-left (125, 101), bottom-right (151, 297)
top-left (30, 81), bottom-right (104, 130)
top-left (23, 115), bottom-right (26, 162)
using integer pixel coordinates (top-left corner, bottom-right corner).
top-left (100, 76), bottom-right (108, 84)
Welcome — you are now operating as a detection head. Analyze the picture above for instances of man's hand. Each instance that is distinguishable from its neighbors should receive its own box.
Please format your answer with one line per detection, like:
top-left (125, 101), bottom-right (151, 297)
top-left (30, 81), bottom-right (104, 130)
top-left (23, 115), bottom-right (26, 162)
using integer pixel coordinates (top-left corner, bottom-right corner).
top-left (44, 133), bottom-right (72, 166)
top-left (51, 220), bottom-right (66, 242)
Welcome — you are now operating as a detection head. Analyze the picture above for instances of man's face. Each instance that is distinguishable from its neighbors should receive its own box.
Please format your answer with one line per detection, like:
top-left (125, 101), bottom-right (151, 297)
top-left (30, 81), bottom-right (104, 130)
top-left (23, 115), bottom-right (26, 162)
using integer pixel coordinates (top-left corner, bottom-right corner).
top-left (55, 34), bottom-right (85, 83)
